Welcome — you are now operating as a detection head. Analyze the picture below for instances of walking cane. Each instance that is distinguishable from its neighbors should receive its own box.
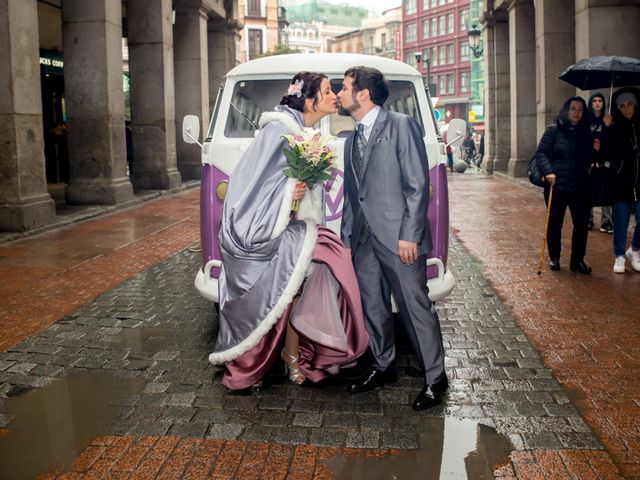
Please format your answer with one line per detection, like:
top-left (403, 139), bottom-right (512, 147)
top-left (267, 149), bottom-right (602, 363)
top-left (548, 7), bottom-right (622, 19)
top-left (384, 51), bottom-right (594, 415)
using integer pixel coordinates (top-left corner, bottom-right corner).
top-left (537, 183), bottom-right (554, 275)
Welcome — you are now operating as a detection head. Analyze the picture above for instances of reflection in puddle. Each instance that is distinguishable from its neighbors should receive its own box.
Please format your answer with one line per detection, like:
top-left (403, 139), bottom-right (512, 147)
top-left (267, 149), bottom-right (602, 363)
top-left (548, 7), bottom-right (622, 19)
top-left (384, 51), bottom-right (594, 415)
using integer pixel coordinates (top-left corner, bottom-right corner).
top-left (325, 418), bottom-right (513, 479)
top-left (113, 327), bottom-right (170, 352)
top-left (0, 372), bottom-right (143, 480)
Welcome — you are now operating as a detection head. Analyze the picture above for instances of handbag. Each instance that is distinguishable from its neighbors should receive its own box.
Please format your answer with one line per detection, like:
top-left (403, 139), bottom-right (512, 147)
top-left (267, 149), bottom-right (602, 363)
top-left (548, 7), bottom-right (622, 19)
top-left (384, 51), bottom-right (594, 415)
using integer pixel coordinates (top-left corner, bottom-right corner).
top-left (528, 156), bottom-right (544, 187)
top-left (589, 166), bottom-right (614, 206)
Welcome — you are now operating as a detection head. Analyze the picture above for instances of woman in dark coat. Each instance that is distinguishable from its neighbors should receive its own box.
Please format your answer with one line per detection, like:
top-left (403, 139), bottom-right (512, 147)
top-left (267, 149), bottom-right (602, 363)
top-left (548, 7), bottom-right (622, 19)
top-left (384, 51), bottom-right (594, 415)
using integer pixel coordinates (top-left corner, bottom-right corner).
top-left (533, 96), bottom-right (594, 273)
top-left (609, 88), bottom-right (640, 274)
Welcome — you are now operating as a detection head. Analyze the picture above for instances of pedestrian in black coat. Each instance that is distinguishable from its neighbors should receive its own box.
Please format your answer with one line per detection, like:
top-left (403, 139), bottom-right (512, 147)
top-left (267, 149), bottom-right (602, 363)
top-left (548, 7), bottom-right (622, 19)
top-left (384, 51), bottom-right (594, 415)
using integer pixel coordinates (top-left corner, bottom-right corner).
top-left (532, 96), bottom-right (594, 273)
top-left (608, 87), bottom-right (640, 274)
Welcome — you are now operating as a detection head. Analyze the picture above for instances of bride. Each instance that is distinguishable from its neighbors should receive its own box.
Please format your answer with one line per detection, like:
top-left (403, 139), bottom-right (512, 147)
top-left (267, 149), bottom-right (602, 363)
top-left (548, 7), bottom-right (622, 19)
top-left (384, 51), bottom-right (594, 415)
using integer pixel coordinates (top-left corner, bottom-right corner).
top-left (208, 71), bottom-right (369, 390)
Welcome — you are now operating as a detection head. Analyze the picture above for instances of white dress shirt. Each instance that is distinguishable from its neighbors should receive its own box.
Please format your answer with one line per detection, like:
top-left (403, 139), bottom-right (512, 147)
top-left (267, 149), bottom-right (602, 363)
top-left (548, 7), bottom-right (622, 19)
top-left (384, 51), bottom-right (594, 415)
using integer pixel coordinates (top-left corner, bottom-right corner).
top-left (357, 105), bottom-right (381, 141)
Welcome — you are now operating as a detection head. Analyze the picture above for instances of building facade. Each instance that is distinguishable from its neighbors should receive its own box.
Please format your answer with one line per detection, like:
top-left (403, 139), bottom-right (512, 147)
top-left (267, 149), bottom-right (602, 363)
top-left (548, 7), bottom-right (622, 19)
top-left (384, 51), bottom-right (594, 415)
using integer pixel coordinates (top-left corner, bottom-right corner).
top-left (403, 0), bottom-right (472, 122)
top-left (0, 0), bottom-right (240, 232)
top-left (326, 29), bottom-right (364, 54)
top-left (361, 7), bottom-right (403, 59)
top-left (238, 0), bottom-right (281, 61)
top-left (285, 0), bottom-right (367, 29)
top-left (481, 0), bottom-right (640, 177)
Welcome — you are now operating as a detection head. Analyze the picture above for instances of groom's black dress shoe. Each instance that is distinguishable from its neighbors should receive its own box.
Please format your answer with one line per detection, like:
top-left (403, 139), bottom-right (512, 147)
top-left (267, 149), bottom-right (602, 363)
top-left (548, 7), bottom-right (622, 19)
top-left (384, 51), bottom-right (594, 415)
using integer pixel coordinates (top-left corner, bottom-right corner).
top-left (570, 260), bottom-right (592, 274)
top-left (549, 258), bottom-right (560, 271)
top-left (347, 366), bottom-right (397, 394)
top-left (412, 375), bottom-right (449, 411)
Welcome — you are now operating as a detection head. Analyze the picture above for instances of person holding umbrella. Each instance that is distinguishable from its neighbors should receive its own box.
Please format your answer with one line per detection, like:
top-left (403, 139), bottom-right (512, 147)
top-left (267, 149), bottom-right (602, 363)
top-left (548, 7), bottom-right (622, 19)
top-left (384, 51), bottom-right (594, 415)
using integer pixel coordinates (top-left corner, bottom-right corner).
top-left (608, 88), bottom-right (640, 274)
top-left (532, 96), bottom-right (594, 273)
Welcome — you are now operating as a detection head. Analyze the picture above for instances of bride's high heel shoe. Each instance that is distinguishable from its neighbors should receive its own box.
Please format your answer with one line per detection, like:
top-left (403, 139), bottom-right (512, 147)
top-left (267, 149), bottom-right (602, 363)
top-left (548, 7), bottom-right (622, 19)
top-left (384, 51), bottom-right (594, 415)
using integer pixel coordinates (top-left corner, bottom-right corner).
top-left (281, 348), bottom-right (305, 385)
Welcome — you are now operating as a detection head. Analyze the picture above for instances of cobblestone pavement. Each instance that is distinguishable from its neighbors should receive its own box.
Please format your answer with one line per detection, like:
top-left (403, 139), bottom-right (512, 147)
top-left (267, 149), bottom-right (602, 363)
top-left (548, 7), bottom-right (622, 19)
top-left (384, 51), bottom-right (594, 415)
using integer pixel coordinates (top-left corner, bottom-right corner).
top-left (0, 173), bottom-right (633, 478)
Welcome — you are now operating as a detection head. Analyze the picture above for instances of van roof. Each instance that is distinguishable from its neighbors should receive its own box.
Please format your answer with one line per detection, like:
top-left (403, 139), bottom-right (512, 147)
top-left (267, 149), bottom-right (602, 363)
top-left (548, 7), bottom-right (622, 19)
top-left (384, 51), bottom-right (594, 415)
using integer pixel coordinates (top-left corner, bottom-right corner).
top-left (226, 53), bottom-right (422, 79)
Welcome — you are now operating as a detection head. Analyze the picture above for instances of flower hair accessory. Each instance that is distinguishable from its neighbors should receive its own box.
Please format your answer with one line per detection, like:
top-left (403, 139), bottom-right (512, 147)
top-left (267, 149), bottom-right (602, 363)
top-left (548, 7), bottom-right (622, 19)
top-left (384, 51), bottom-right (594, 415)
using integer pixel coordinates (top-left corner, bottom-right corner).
top-left (287, 79), bottom-right (304, 98)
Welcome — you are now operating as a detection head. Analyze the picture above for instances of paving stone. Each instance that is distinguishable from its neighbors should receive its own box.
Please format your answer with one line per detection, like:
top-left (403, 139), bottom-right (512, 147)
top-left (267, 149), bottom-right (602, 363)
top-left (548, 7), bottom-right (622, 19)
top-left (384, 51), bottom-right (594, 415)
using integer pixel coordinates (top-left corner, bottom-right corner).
top-left (346, 430), bottom-right (380, 448)
top-left (381, 431), bottom-right (419, 449)
top-left (168, 421), bottom-right (209, 437)
top-left (7, 363), bottom-right (37, 374)
top-left (0, 237), bottom-right (603, 453)
top-left (309, 427), bottom-right (348, 447)
top-left (272, 427), bottom-right (309, 445)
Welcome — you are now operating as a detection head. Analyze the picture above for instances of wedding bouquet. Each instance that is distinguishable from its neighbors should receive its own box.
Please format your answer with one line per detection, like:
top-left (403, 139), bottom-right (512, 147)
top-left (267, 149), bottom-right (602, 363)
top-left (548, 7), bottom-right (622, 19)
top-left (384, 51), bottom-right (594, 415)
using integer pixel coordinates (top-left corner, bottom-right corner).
top-left (282, 128), bottom-right (336, 212)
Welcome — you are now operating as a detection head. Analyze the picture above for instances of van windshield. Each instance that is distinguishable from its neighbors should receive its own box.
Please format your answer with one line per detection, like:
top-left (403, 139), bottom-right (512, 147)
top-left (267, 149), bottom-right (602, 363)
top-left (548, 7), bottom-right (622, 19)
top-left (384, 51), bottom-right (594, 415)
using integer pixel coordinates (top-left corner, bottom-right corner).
top-left (328, 79), bottom-right (422, 137)
top-left (222, 78), bottom-right (423, 138)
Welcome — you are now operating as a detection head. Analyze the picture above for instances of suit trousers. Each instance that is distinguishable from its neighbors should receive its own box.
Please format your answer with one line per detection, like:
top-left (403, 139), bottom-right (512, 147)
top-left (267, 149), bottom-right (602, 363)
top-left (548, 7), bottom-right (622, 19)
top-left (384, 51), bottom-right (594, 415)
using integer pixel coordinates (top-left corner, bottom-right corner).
top-left (543, 185), bottom-right (590, 264)
top-left (353, 235), bottom-right (445, 385)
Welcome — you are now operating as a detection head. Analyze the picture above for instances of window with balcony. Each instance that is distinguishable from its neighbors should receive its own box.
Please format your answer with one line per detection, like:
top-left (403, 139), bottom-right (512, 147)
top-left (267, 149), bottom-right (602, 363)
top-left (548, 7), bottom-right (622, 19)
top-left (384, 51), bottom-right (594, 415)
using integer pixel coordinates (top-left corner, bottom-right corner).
top-left (247, 0), bottom-right (262, 17)
top-left (460, 9), bottom-right (469, 31)
top-left (447, 13), bottom-right (454, 33)
top-left (431, 46), bottom-right (438, 66)
top-left (460, 41), bottom-right (470, 62)
top-left (446, 43), bottom-right (454, 64)
top-left (447, 73), bottom-right (454, 94)
top-left (460, 72), bottom-right (470, 92)
top-left (248, 28), bottom-right (263, 60)
top-left (405, 0), bottom-right (416, 14)
top-left (406, 52), bottom-right (417, 67)
top-left (405, 23), bottom-right (417, 43)
top-left (438, 16), bottom-right (445, 35)
top-left (439, 75), bottom-right (445, 94)
top-left (431, 18), bottom-right (438, 37)
top-left (438, 45), bottom-right (445, 65)
top-left (422, 20), bottom-right (429, 39)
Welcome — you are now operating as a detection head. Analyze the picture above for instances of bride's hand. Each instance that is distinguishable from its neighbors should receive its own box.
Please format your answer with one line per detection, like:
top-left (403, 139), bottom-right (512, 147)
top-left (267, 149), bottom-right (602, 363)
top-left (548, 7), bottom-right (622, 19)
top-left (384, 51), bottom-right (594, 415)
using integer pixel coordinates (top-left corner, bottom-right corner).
top-left (293, 181), bottom-right (306, 201)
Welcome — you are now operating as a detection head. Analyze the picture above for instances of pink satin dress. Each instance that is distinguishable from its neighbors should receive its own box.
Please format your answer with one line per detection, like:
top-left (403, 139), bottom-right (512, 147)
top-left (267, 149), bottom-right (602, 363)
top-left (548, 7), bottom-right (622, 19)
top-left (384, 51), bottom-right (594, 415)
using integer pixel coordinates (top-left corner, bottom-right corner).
top-left (221, 227), bottom-right (369, 390)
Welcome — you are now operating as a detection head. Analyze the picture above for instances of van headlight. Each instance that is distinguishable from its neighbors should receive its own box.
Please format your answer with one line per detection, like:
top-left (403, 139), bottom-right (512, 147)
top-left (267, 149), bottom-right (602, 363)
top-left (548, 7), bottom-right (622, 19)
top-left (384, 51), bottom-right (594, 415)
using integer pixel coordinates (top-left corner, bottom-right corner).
top-left (216, 181), bottom-right (228, 200)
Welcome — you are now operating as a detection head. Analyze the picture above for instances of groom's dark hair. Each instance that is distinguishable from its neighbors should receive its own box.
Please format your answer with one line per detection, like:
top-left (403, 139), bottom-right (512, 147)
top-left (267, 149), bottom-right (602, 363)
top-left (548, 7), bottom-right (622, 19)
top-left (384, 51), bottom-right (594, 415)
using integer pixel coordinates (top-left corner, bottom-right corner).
top-left (344, 66), bottom-right (389, 106)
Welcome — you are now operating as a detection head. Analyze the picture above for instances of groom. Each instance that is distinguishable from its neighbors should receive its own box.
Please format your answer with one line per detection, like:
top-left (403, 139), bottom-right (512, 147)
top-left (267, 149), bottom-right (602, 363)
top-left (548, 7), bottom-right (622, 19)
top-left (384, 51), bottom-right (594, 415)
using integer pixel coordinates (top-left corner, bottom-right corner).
top-left (337, 66), bottom-right (448, 411)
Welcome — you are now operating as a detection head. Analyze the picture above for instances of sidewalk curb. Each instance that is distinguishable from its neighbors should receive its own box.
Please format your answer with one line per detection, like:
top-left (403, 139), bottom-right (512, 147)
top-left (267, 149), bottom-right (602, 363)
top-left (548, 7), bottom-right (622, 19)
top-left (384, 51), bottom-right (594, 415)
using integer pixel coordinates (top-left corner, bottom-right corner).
top-left (0, 180), bottom-right (201, 245)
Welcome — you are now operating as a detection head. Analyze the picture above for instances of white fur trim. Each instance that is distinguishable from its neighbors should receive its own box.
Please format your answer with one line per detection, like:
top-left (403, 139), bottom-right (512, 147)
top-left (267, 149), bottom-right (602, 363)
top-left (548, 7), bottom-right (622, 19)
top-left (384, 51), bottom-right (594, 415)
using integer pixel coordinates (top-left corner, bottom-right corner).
top-left (271, 177), bottom-right (297, 240)
top-left (297, 183), bottom-right (324, 226)
top-left (208, 219), bottom-right (318, 365)
top-left (259, 111), bottom-right (302, 134)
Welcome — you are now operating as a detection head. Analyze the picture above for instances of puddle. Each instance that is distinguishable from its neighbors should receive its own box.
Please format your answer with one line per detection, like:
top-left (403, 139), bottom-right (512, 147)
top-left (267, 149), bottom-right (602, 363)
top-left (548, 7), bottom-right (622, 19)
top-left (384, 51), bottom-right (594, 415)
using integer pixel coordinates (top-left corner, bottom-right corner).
top-left (324, 418), bottom-right (514, 479)
top-left (0, 372), bottom-right (144, 480)
top-left (113, 327), bottom-right (171, 352)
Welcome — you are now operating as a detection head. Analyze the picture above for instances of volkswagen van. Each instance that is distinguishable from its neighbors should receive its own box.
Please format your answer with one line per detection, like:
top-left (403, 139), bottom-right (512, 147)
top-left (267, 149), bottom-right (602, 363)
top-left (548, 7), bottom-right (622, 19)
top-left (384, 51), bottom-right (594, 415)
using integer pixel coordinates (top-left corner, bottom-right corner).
top-left (182, 53), bottom-right (455, 304)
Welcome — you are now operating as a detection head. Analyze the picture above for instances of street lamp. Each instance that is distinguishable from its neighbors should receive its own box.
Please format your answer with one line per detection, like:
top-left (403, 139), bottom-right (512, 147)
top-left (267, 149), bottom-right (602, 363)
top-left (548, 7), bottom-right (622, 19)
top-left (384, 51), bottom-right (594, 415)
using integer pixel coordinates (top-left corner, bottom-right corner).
top-left (468, 24), bottom-right (483, 58)
top-left (414, 51), bottom-right (434, 96)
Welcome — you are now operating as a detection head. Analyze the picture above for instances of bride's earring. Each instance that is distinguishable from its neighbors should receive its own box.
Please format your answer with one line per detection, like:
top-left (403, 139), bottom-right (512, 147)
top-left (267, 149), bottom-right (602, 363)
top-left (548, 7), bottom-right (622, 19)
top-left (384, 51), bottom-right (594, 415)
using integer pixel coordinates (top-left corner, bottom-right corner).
top-left (281, 348), bottom-right (305, 385)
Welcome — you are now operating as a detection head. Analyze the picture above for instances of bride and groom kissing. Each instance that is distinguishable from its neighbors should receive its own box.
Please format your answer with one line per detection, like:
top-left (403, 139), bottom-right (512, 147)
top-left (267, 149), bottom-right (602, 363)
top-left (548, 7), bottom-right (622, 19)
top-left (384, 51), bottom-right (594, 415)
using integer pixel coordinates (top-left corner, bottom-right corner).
top-left (208, 66), bottom-right (448, 412)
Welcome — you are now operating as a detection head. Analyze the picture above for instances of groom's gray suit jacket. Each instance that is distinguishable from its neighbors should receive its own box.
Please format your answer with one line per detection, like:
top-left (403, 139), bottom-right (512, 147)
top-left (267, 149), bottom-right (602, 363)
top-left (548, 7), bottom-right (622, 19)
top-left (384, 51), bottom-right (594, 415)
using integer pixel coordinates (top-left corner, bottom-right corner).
top-left (340, 108), bottom-right (432, 255)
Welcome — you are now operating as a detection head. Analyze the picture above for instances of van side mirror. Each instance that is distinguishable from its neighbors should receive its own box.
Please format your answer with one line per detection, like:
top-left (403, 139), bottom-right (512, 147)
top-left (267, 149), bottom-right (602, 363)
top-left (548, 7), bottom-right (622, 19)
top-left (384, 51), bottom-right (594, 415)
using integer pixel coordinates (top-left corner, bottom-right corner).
top-left (182, 115), bottom-right (202, 147)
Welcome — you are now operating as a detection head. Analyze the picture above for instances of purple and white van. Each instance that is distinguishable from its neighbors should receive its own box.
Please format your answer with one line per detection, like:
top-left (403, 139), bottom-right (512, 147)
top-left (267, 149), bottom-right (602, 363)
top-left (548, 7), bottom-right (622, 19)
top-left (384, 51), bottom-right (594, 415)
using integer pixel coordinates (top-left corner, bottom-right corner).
top-left (182, 53), bottom-right (455, 304)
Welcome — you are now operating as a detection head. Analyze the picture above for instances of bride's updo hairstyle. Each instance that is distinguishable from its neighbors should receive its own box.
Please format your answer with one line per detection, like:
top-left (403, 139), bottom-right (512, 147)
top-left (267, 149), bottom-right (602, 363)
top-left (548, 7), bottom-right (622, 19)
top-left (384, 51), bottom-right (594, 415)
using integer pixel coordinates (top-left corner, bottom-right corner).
top-left (280, 71), bottom-right (327, 113)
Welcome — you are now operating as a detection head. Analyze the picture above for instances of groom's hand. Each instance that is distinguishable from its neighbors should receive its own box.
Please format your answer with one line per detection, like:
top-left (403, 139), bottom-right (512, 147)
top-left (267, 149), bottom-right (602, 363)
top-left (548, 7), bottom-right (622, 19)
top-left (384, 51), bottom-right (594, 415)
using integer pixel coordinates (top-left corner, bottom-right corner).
top-left (398, 240), bottom-right (417, 266)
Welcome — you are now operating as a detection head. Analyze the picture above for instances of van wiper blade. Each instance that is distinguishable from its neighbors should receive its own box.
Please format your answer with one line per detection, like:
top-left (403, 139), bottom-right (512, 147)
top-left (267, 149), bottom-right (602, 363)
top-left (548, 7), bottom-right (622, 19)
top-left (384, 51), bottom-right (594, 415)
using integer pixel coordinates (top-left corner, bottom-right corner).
top-left (230, 102), bottom-right (258, 130)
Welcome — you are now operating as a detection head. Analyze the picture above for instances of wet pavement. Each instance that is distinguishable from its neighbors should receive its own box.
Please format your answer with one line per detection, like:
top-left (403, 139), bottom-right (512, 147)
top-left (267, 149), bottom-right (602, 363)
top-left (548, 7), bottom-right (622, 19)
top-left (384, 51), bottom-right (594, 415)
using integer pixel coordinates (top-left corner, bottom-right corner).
top-left (0, 171), bottom-right (636, 479)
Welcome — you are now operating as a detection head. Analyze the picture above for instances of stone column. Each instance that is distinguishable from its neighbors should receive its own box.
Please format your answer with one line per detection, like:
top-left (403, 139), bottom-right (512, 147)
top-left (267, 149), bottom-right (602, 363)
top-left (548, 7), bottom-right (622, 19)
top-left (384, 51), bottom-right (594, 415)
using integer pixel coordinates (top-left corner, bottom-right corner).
top-left (576, 0), bottom-right (640, 60)
top-left (492, 13), bottom-right (510, 173)
top-left (174, 4), bottom-right (209, 181)
top-left (208, 17), bottom-right (240, 114)
top-left (0, 0), bottom-right (55, 231)
top-left (127, 0), bottom-right (182, 190)
top-left (482, 20), bottom-right (496, 174)
top-left (535, 0), bottom-right (575, 138)
top-left (507, 0), bottom-right (535, 178)
top-left (62, 0), bottom-right (133, 205)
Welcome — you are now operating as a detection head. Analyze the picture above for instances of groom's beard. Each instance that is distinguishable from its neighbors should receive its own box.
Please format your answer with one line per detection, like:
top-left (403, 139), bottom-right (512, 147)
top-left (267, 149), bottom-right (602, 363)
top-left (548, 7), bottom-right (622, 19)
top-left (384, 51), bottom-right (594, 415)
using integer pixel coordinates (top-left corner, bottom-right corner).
top-left (337, 97), bottom-right (361, 117)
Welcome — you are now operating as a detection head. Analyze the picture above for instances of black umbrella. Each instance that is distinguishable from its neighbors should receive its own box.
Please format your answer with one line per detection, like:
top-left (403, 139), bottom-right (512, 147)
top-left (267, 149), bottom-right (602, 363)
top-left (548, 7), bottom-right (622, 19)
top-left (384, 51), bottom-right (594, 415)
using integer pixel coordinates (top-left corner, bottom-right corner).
top-left (559, 55), bottom-right (640, 112)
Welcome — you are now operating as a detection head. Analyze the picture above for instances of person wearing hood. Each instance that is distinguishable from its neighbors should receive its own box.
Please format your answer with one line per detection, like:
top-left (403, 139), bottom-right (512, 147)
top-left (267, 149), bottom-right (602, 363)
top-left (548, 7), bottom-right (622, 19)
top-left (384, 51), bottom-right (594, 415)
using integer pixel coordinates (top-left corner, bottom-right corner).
top-left (532, 96), bottom-right (594, 273)
top-left (208, 72), bottom-right (369, 390)
top-left (609, 88), bottom-right (640, 274)
top-left (587, 92), bottom-right (613, 233)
